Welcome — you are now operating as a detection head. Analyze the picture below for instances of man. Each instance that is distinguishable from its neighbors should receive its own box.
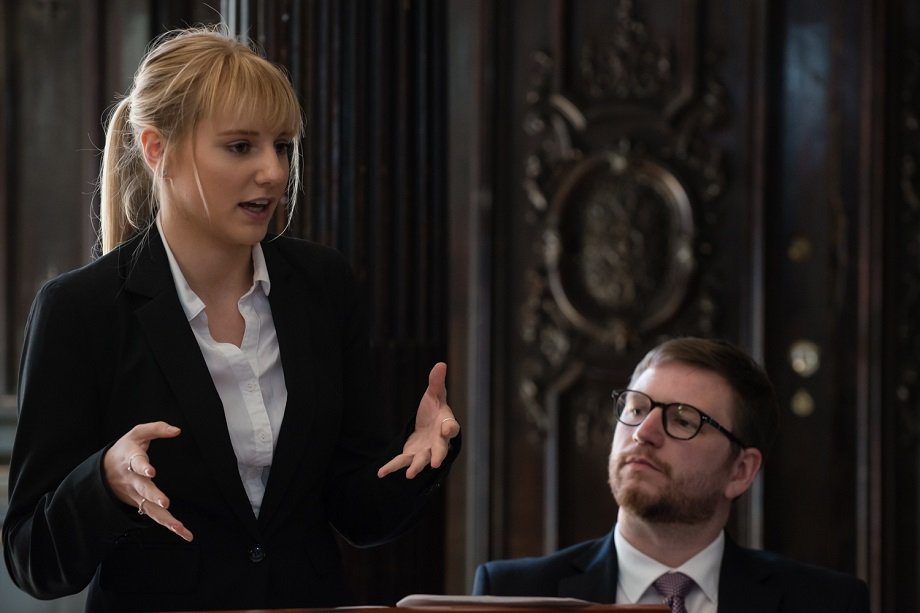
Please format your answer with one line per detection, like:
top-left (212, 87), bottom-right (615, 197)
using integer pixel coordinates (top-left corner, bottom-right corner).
top-left (473, 337), bottom-right (870, 612)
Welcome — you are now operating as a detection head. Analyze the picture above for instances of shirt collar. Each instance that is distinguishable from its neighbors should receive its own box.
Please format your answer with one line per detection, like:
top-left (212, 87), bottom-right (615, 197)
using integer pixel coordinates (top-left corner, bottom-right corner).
top-left (156, 217), bottom-right (271, 323)
top-left (251, 240), bottom-right (271, 295)
top-left (614, 524), bottom-right (724, 606)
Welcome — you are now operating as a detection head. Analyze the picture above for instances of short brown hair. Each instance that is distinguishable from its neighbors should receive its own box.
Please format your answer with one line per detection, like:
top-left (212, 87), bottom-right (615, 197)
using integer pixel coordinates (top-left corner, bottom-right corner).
top-left (629, 337), bottom-right (779, 456)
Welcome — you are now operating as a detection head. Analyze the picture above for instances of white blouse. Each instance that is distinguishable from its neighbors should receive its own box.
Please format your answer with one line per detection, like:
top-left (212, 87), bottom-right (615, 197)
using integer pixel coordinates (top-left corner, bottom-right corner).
top-left (158, 224), bottom-right (288, 517)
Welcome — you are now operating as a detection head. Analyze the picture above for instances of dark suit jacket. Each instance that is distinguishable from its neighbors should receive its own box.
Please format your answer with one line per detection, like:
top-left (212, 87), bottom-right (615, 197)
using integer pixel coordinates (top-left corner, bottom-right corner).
top-left (473, 528), bottom-right (870, 613)
top-left (2, 228), bottom-right (457, 612)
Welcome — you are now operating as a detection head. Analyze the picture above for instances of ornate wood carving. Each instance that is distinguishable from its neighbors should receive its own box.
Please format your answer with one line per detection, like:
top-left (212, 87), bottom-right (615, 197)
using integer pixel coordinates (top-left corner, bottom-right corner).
top-left (519, 1), bottom-right (727, 434)
top-left (576, 0), bottom-right (672, 103)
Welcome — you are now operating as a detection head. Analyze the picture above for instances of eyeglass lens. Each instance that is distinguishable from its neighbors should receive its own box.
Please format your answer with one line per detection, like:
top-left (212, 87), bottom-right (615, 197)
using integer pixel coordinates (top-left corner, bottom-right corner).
top-left (615, 390), bottom-right (702, 440)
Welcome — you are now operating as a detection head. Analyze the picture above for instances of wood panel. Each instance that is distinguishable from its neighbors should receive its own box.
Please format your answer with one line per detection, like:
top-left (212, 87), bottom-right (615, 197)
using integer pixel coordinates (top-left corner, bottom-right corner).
top-left (883, 2), bottom-right (920, 610)
top-left (0, 0), bottom-right (107, 470)
top-left (0, 0), bottom-right (208, 464)
top-left (451, 1), bottom-right (914, 611)
top-left (761, 0), bottom-right (864, 576)
top-left (487, 0), bottom-right (767, 560)
top-left (7, 0), bottom-right (94, 390)
top-left (0, 0), bottom-right (13, 420)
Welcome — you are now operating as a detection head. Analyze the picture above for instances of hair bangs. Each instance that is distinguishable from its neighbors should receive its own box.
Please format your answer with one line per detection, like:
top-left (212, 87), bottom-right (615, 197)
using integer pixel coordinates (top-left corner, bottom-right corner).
top-left (196, 51), bottom-right (302, 137)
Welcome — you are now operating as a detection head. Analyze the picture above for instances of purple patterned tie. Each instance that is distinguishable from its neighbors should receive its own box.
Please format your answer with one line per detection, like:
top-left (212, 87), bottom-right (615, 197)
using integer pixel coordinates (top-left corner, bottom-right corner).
top-left (653, 572), bottom-right (695, 613)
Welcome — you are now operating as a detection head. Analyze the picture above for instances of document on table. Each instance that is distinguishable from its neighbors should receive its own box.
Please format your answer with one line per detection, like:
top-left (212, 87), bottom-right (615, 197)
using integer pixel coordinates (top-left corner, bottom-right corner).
top-left (396, 594), bottom-right (595, 608)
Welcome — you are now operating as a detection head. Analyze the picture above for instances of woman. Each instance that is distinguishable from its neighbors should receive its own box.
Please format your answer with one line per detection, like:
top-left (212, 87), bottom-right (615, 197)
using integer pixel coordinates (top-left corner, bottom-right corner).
top-left (2, 25), bottom-right (460, 612)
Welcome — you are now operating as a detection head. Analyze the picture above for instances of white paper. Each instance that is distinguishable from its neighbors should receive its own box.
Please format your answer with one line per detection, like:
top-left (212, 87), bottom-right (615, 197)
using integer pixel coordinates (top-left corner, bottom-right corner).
top-left (396, 594), bottom-right (595, 608)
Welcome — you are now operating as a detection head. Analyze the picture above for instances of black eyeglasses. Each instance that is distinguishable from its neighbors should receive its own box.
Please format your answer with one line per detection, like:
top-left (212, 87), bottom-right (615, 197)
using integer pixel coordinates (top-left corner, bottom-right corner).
top-left (612, 389), bottom-right (748, 448)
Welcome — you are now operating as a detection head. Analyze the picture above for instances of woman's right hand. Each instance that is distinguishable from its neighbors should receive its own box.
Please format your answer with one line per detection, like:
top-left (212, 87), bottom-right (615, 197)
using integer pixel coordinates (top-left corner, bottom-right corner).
top-left (102, 421), bottom-right (194, 542)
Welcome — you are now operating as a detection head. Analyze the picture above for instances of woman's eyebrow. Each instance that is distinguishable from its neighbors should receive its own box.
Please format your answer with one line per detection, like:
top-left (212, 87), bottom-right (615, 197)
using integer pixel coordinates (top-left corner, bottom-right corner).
top-left (216, 129), bottom-right (259, 137)
top-left (216, 129), bottom-right (294, 138)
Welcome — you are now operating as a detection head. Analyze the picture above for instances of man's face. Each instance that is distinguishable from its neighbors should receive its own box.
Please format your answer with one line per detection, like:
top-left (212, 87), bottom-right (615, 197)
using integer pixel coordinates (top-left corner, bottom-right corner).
top-left (608, 360), bottom-right (745, 525)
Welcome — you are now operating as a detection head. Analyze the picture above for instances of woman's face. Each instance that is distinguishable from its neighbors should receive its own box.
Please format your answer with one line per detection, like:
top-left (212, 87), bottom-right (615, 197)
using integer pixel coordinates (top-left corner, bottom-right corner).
top-left (160, 109), bottom-right (293, 252)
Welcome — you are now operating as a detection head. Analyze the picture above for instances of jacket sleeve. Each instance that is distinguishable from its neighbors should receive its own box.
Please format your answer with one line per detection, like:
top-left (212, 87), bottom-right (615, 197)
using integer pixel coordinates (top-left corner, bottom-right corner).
top-left (844, 578), bottom-right (871, 613)
top-left (2, 278), bottom-right (144, 599)
top-left (472, 563), bottom-right (494, 594)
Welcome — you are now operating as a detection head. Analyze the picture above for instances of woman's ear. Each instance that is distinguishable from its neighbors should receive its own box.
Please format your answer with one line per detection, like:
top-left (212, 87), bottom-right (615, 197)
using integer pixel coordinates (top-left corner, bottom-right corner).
top-left (139, 128), bottom-right (166, 174)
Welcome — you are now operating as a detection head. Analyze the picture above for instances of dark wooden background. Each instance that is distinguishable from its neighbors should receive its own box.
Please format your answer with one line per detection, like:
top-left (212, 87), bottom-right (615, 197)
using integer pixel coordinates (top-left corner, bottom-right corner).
top-left (1, 1), bottom-right (918, 612)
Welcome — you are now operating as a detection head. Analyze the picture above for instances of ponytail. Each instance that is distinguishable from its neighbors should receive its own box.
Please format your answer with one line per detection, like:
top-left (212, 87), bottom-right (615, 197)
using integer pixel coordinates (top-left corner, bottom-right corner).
top-left (98, 97), bottom-right (157, 254)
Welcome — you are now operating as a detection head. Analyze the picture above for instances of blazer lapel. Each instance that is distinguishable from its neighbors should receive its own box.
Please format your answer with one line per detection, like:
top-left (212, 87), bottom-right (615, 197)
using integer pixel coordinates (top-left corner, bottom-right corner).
top-left (255, 241), bottom-right (320, 529)
top-left (717, 537), bottom-right (782, 613)
top-left (561, 528), bottom-right (783, 611)
top-left (124, 229), bottom-right (259, 537)
top-left (559, 529), bottom-right (619, 602)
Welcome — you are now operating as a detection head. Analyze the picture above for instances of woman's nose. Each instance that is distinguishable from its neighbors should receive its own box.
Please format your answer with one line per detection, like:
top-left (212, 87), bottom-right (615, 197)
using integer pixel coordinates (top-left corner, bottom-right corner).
top-left (257, 149), bottom-right (288, 185)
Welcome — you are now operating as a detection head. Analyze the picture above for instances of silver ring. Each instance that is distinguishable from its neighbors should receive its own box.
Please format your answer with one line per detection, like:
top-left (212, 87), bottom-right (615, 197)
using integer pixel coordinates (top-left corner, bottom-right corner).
top-left (441, 417), bottom-right (458, 425)
top-left (127, 453), bottom-right (145, 474)
top-left (138, 499), bottom-right (148, 516)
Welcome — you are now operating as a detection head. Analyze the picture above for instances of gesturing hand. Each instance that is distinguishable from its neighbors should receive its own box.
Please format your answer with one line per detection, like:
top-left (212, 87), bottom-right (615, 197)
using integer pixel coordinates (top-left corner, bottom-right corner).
top-left (102, 421), bottom-right (194, 542)
top-left (377, 362), bottom-right (460, 479)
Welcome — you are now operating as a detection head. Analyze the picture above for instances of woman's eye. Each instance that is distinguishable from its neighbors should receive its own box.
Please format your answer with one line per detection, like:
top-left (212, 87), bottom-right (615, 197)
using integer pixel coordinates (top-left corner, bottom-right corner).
top-left (228, 142), bottom-right (250, 154)
top-left (275, 142), bottom-right (293, 156)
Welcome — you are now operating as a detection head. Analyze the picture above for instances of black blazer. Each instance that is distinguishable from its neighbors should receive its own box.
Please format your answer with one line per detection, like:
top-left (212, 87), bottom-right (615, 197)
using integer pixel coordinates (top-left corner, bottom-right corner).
top-left (3, 228), bottom-right (456, 612)
top-left (473, 528), bottom-right (870, 613)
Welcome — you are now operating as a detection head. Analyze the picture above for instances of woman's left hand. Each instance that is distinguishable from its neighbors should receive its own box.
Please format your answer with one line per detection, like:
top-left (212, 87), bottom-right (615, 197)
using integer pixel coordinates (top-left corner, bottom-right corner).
top-left (378, 362), bottom-right (460, 479)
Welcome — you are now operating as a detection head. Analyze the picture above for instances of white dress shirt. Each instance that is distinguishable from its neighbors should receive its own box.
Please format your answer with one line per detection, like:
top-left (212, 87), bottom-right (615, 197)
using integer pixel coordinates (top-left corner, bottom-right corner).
top-left (614, 523), bottom-right (723, 613)
top-left (158, 222), bottom-right (288, 517)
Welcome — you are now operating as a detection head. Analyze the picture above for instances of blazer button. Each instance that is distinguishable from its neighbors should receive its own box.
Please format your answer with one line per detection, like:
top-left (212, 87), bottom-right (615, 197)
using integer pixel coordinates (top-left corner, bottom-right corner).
top-left (248, 544), bottom-right (266, 563)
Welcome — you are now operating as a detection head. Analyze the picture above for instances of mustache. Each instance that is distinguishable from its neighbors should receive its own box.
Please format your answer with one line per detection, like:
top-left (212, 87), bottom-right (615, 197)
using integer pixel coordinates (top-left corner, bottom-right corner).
top-left (614, 449), bottom-right (671, 477)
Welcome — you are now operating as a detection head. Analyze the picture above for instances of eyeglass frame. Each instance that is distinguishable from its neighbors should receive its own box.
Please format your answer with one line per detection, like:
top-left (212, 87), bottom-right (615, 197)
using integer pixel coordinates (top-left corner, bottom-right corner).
top-left (611, 389), bottom-right (749, 448)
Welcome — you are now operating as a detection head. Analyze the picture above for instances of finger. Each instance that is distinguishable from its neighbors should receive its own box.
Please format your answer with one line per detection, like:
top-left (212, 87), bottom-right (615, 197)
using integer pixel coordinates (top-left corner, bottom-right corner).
top-left (377, 454), bottom-right (413, 478)
top-left (429, 437), bottom-right (451, 470)
top-left (439, 414), bottom-right (461, 438)
top-left (128, 421), bottom-right (182, 444)
top-left (124, 423), bottom-right (180, 478)
top-left (127, 453), bottom-right (155, 478)
top-left (427, 362), bottom-right (447, 404)
top-left (405, 449), bottom-right (432, 479)
top-left (141, 501), bottom-right (194, 542)
top-left (136, 483), bottom-right (172, 510)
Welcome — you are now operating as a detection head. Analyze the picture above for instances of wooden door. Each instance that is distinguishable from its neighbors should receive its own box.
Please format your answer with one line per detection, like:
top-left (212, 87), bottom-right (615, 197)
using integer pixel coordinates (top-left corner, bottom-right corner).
top-left (445, 2), bottom-right (919, 612)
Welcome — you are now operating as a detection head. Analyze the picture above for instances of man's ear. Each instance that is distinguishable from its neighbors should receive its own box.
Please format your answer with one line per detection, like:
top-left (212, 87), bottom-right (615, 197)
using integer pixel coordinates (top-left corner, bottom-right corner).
top-left (139, 128), bottom-right (166, 174)
top-left (724, 447), bottom-right (762, 500)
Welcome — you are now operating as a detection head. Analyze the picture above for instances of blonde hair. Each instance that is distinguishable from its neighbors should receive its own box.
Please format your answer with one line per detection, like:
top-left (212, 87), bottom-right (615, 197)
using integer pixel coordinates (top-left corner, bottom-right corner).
top-left (98, 25), bottom-right (303, 254)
